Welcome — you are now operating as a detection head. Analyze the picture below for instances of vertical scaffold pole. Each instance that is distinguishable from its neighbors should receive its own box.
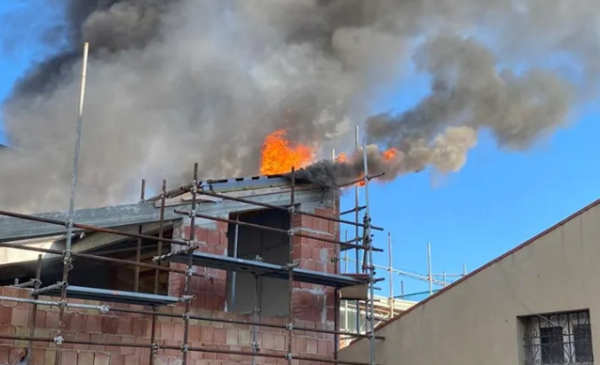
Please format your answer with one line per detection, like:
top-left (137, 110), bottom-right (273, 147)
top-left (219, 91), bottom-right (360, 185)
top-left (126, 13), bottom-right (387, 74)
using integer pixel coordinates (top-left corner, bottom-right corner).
top-left (26, 255), bottom-right (43, 363)
top-left (354, 125), bottom-right (361, 334)
top-left (362, 139), bottom-right (376, 365)
top-left (134, 179), bottom-right (146, 292)
top-left (251, 274), bottom-right (260, 365)
top-left (150, 179), bottom-right (167, 365)
top-left (286, 167), bottom-right (296, 365)
top-left (181, 164), bottom-right (199, 365)
top-left (56, 41), bottom-right (89, 365)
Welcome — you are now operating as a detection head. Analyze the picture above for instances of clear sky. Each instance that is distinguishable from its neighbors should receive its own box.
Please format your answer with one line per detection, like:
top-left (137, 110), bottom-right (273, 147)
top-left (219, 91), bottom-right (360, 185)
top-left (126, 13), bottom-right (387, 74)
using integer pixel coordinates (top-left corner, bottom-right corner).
top-left (2, 3), bottom-right (599, 302)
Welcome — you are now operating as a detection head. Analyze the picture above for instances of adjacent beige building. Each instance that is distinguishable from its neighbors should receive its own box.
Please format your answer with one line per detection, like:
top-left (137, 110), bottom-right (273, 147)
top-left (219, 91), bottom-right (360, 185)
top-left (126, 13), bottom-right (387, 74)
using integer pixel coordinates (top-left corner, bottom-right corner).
top-left (340, 199), bottom-right (600, 365)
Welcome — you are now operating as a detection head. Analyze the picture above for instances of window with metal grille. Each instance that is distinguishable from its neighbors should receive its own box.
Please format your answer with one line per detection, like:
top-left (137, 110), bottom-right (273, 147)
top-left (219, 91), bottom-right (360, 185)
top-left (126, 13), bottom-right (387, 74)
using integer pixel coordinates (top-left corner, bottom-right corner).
top-left (522, 310), bottom-right (595, 365)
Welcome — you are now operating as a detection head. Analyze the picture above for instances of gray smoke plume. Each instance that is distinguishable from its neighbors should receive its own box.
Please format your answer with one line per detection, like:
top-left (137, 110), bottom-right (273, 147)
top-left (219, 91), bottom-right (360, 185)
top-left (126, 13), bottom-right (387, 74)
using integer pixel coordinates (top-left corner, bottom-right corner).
top-left (0, 0), bottom-right (596, 212)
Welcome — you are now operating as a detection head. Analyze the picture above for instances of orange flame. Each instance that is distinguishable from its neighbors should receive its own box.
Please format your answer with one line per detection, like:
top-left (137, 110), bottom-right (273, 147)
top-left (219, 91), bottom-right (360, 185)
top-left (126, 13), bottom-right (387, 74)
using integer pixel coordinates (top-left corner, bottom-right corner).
top-left (383, 147), bottom-right (397, 161)
top-left (260, 129), bottom-right (314, 175)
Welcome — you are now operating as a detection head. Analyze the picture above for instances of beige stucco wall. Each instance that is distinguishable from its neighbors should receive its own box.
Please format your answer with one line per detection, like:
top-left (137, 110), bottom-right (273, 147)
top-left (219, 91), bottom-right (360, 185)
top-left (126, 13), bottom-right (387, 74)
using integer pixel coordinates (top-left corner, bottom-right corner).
top-left (339, 201), bottom-right (600, 365)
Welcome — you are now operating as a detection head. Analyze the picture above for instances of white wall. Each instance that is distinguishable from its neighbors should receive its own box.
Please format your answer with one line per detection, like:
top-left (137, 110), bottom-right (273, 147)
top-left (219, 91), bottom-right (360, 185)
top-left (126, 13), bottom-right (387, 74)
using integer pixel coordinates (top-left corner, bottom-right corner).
top-left (339, 201), bottom-right (600, 365)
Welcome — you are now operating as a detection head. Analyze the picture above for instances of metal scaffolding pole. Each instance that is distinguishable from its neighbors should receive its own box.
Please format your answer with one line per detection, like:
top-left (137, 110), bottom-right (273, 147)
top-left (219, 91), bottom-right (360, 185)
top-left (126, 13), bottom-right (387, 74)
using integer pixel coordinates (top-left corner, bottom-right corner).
top-left (134, 179), bottom-right (146, 292)
top-left (150, 179), bottom-right (167, 365)
top-left (427, 242), bottom-right (433, 296)
top-left (387, 232), bottom-right (394, 319)
top-left (362, 139), bottom-right (376, 365)
top-left (56, 41), bottom-right (89, 365)
top-left (181, 164), bottom-right (199, 365)
top-left (286, 167), bottom-right (296, 365)
top-left (174, 208), bottom-right (380, 251)
top-left (26, 255), bottom-right (42, 363)
top-left (230, 213), bottom-right (240, 311)
top-left (354, 125), bottom-right (361, 334)
top-left (251, 274), bottom-right (260, 365)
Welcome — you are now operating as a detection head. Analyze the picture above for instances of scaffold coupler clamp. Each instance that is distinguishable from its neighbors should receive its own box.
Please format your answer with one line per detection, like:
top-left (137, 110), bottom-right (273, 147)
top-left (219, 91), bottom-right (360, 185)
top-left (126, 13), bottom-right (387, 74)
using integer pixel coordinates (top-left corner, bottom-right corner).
top-left (63, 251), bottom-right (73, 269)
top-left (180, 295), bottom-right (194, 303)
top-left (181, 344), bottom-right (189, 353)
top-left (151, 343), bottom-right (159, 355)
top-left (54, 336), bottom-right (64, 346)
top-left (252, 341), bottom-right (260, 352)
top-left (182, 313), bottom-right (190, 321)
top-left (99, 305), bottom-right (110, 314)
top-left (185, 268), bottom-right (194, 277)
top-left (285, 353), bottom-right (293, 361)
top-left (285, 323), bottom-right (294, 331)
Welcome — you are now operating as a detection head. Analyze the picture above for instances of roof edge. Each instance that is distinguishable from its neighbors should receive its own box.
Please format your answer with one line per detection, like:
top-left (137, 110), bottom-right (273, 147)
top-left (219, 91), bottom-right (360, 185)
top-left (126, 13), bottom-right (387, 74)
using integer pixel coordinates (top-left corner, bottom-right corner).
top-left (346, 197), bottom-right (600, 347)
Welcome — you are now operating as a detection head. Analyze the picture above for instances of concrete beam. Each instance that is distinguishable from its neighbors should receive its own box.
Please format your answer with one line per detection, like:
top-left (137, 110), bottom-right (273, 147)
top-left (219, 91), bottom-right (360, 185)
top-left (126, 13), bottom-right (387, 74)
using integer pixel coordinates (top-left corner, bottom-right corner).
top-left (0, 188), bottom-right (330, 243)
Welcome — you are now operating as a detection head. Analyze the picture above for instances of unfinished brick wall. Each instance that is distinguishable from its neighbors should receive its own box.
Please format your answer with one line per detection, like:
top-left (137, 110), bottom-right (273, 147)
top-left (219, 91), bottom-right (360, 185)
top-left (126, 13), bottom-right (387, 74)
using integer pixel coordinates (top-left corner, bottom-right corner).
top-left (0, 200), bottom-right (341, 365)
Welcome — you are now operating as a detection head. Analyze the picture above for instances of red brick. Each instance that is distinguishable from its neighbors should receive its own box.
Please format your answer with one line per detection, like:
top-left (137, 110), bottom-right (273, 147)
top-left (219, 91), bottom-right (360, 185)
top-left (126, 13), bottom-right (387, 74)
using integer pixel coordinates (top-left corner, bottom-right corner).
top-left (11, 307), bottom-right (29, 326)
top-left (86, 315), bottom-right (102, 333)
top-left (0, 346), bottom-right (9, 363)
top-left (34, 310), bottom-right (47, 327)
top-left (78, 352), bottom-right (94, 365)
top-left (117, 317), bottom-right (132, 335)
top-left (68, 313), bottom-right (87, 332)
top-left (159, 322), bottom-right (174, 341)
top-left (111, 353), bottom-right (126, 365)
top-left (102, 317), bottom-right (119, 334)
top-left (201, 326), bottom-right (213, 344)
top-left (45, 312), bottom-right (59, 328)
top-left (262, 332), bottom-right (274, 349)
top-left (89, 333), bottom-right (106, 351)
top-left (189, 324), bottom-right (201, 342)
top-left (30, 348), bottom-right (45, 364)
top-left (132, 318), bottom-right (147, 337)
top-left (306, 338), bottom-right (318, 354)
top-left (0, 307), bottom-right (11, 324)
top-left (119, 336), bottom-right (137, 355)
top-left (61, 350), bottom-right (78, 365)
top-left (44, 349), bottom-right (57, 365)
top-left (0, 325), bottom-right (15, 345)
top-left (225, 329), bottom-right (238, 345)
top-left (295, 336), bottom-right (307, 353)
top-left (317, 339), bottom-right (329, 355)
top-left (212, 327), bottom-right (226, 344)
top-left (94, 352), bottom-right (110, 365)
top-left (126, 355), bottom-right (142, 365)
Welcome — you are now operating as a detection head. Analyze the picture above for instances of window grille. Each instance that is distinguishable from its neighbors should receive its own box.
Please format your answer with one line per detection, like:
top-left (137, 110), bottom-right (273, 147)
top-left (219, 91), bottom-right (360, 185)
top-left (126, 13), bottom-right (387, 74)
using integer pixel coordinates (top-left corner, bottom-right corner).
top-left (522, 310), bottom-right (594, 365)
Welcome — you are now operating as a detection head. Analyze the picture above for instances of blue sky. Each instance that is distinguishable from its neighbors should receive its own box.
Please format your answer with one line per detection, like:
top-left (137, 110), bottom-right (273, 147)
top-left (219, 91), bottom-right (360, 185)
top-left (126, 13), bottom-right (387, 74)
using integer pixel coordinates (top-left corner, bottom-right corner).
top-left (2, 3), bottom-right (599, 302)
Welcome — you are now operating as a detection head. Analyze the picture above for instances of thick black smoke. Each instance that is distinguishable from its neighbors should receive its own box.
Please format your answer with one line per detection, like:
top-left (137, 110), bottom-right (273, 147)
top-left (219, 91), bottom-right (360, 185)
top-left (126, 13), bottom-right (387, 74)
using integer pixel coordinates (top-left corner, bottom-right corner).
top-left (0, 0), bottom-right (596, 212)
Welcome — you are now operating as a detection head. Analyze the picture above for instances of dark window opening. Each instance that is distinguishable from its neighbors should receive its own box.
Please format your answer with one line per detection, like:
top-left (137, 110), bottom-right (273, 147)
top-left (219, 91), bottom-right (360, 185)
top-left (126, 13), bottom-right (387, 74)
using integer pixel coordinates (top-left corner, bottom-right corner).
top-left (226, 209), bottom-right (290, 317)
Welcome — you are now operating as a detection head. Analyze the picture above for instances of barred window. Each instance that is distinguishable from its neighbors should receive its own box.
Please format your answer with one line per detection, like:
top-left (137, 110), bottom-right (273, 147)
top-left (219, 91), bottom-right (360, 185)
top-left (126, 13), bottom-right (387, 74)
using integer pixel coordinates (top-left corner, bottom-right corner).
top-left (522, 310), bottom-right (594, 365)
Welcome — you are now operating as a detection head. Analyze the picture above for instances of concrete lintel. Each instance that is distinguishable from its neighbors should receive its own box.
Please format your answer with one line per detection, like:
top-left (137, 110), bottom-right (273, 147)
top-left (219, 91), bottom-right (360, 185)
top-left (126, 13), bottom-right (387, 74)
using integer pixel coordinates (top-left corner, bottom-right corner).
top-left (0, 188), bottom-right (326, 243)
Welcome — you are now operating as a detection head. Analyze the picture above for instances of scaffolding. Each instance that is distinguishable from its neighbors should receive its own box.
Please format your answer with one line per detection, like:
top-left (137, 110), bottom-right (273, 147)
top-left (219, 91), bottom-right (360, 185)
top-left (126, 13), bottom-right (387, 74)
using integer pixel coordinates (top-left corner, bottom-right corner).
top-left (0, 42), bottom-right (385, 365)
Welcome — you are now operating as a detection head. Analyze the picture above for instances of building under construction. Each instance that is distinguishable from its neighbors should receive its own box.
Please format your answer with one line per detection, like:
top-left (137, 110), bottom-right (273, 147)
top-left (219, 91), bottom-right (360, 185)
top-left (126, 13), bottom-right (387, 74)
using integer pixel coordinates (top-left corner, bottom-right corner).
top-left (0, 166), bottom-right (386, 365)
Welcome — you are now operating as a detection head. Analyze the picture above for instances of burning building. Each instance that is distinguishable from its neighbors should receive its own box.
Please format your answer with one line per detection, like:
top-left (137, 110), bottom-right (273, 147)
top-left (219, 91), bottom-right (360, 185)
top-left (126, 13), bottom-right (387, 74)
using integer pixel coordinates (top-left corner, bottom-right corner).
top-left (0, 168), bottom-right (381, 365)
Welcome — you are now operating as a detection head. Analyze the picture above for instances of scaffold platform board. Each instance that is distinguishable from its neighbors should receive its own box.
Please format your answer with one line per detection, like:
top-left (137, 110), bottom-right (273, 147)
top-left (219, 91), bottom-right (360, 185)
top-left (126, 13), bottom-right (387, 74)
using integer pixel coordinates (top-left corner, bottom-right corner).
top-left (165, 251), bottom-right (369, 288)
top-left (37, 285), bottom-right (180, 306)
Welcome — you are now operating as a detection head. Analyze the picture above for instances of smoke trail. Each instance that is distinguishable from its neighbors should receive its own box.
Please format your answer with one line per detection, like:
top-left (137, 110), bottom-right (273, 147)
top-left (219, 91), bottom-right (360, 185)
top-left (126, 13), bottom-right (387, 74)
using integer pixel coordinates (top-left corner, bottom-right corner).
top-left (0, 0), bottom-right (596, 212)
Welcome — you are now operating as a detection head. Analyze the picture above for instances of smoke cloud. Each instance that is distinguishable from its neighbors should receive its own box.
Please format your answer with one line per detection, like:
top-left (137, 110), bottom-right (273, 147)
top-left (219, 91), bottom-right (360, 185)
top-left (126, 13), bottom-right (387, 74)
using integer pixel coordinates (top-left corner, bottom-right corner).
top-left (0, 0), bottom-right (596, 212)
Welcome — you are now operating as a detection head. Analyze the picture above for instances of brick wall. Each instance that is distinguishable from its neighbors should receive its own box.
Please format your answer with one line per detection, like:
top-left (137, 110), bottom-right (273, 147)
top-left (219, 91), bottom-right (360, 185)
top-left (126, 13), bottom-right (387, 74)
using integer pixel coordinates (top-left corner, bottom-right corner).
top-left (0, 200), bottom-right (341, 365)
